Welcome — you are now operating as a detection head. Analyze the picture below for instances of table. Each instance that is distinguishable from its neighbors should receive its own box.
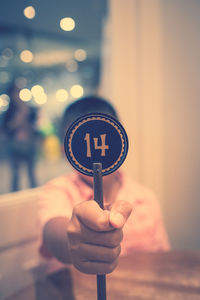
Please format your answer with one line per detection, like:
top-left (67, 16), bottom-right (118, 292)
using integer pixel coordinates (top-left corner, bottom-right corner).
top-left (6, 251), bottom-right (200, 300)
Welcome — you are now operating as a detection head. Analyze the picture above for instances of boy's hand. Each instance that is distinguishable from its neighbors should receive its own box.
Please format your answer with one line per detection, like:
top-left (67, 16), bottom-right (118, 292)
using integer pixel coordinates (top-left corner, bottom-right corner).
top-left (67, 200), bottom-right (132, 274)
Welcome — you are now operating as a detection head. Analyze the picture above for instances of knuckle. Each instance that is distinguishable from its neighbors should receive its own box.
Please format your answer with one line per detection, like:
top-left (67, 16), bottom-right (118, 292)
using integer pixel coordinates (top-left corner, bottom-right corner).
top-left (109, 229), bottom-right (123, 247)
top-left (74, 261), bottom-right (97, 275)
top-left (105, 259), bottom-right (118, 274)
top-left (115, 200), bottom-right (133, 219)
top-left (107, 246), bottom-right (121, 262)
top-left (118, 200), bottom-right (132, 210)
top-left (70, 246), bottom-right (84, 267)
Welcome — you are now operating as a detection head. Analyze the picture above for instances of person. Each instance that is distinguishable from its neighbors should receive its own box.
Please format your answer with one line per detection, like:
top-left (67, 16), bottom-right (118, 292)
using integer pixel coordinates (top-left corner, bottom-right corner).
top-left (39, 95), bottom-right (170, 275)
top-left (2, 83), bottom-right (39, 191)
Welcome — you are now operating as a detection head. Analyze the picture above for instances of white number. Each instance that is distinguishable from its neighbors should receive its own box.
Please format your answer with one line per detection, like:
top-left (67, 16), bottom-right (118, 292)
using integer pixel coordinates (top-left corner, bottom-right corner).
top-left (84, 133), bottom-right (109, 157)
top-left (94, 134), bottom-right (109, 156)
top-left (84, 133), bottom-right (92, 157)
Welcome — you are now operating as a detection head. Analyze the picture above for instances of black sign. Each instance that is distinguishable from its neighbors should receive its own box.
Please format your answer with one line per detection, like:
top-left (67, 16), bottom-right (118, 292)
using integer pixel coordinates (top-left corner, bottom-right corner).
top-left (64, 113), bottom-right (129, 176)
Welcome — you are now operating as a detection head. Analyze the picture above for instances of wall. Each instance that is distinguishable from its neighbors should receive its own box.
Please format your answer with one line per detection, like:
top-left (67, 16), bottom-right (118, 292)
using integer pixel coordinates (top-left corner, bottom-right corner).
top-left (100, 0), bottom-right (200, 249)
top-left (162, 0), bottom-right (200, 248)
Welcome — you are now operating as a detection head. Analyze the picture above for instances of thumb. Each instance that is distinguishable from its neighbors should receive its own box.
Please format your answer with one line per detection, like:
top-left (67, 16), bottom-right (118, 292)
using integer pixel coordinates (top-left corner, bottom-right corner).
top-left (109, 200), bottom-right (133, 228)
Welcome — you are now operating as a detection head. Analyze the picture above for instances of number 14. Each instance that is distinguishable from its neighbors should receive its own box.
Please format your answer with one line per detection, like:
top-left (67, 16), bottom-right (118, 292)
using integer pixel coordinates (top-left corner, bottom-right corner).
top-left (84, 133), bottom-right (109, 157)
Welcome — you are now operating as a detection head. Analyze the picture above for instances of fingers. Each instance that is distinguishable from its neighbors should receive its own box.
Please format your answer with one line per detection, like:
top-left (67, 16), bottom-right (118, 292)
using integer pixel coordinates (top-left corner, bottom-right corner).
top-left (67, 214), bottom-right (121, 274)
top-left (68, 199), bottom-right (132, 274)
top-left (72, 244), bottom-right (121, 274)
top-left (67, 213), bottom-right (123, 248)
top-left (73, 199), bottom-right (132, 231)
top-left (80, 223), bottom-right (123, 248)
top-left (79, 244), bottom-right (121, 263)
top-left (109, 200), bottom-right (133, 228)
top-left (73, 200), bottom-right (112, 231)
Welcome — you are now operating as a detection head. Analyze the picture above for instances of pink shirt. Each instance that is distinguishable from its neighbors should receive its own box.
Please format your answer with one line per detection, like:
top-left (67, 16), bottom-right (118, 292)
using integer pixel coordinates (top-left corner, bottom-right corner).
top-left (39, 170), bottom-right (170, 257)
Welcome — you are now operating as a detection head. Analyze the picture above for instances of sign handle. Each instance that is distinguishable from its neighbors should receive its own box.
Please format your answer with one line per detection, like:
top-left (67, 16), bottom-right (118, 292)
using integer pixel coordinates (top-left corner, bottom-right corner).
top-left (93, 163), bottom-right (107, 300)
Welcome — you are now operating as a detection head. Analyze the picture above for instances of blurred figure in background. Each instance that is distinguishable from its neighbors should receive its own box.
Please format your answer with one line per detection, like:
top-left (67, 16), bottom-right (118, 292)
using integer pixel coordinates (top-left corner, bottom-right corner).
top-left (2, 83), bottom-right (39, 192)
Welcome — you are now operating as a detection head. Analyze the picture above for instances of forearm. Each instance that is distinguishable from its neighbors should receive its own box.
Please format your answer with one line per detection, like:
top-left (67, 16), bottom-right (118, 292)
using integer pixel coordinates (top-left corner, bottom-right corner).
top-left (42, 216), bottom-right (72, 264)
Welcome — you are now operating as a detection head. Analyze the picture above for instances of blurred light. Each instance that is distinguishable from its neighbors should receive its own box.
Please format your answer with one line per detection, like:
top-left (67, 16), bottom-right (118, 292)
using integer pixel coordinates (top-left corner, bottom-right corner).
top-left (2, 48), bottom-right (14, 60)
top-left (34, 93), bottom-right (47, 105)
top-left (0, 56), bottom-right (8, 68)
top-left (66, 59), bottom-right (78, 72)
top-left (31, 85), bottom-right (44, 97)
top-left (74, 49), bottom-right (87, 61)
top-left (20, 50), bottom-right (33, 63)
top-left (19, 88), bottom-right (32, 102)
top-left (60, 17), bottom-right (75, 31)
top-left (24, 6), bottom-right (36, 19)
top-left (56, 89), bottom-right (69, 102)
top-left (70, 85), bottom-right (84, 98)
top-left (0, 94), bottom-right (9, 111)
top-left (31, 85), bottom-right (47, 105)
top-left (0, 94), bottom-right (10, 109)
top-left (0, 94), bottom-right (10, 103)
top-left (0, 107), bottom-right (8, 112)
top-left (0, 71), bottom-right (10, 83)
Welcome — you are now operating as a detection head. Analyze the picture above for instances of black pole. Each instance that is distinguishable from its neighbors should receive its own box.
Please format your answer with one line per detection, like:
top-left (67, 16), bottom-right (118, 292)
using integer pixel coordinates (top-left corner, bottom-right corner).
top-left (93, 163), bottom-right (107, 300)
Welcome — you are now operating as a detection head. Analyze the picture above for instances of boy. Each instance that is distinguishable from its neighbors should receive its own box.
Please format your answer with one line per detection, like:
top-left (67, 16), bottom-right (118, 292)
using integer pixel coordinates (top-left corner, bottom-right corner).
top-left (39, 96), bottom-right (170, 274)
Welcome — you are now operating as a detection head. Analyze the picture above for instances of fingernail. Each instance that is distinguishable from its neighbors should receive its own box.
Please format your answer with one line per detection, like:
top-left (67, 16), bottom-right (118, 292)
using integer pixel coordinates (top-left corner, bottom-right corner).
top-left (110, 212), bottom-right (125, 228)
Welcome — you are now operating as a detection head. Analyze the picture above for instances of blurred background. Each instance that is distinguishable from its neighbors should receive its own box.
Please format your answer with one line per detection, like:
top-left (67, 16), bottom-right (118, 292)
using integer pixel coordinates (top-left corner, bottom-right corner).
top-left (0, 0), bottom-right (200, 297)
top-left (0, 0), bottom-right (107, 192)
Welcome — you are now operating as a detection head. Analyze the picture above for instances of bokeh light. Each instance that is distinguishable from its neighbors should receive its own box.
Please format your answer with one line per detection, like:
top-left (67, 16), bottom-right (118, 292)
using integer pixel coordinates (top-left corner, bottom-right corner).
top-left (34, 93), bottom-right (47, 105)
top-left (0, 94), bottom-right (10, 103)
top-left (23, 6), bottom-right (36, 19)
top-left (70, 84), bottom-right (84, 98)
top-left (20, 50), bottom-right (33, 63)
top-left (56, 89), bottom-right (69, 102)
top-left (0, 94), bottom-right (10, 111)
top-left (31, 85), bottom-right (47, 105)
top-left (19, 88), bottom-right (32, 102)
top-left (31, 85), bottom-right (44, 97)
top-left (74, 49), bottom-right (87, 61)
top-left (60, 17), bottom-right (75, 31)
top-left (66, 59), bottom-right (78, 72)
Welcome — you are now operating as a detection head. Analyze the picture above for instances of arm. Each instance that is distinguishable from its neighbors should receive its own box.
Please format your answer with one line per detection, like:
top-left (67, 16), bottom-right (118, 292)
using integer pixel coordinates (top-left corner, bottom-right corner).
top-left (42, 216), bottom-right (72, 264)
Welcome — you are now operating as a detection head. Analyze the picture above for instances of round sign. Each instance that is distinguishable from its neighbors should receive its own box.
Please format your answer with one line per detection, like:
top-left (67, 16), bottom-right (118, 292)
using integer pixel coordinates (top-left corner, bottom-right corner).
top-left (64, 113), bottom-right (129, 176)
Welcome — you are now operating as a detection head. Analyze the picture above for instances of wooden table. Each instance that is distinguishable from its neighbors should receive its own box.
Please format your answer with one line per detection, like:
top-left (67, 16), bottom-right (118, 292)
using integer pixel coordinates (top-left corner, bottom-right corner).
top-left (6, 251), bottom-right (200, 300)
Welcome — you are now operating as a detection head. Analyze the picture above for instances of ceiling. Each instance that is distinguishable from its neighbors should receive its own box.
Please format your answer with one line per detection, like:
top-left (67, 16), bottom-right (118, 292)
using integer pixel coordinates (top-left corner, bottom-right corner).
top-left (0, 0), bottom-right (108, 98)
